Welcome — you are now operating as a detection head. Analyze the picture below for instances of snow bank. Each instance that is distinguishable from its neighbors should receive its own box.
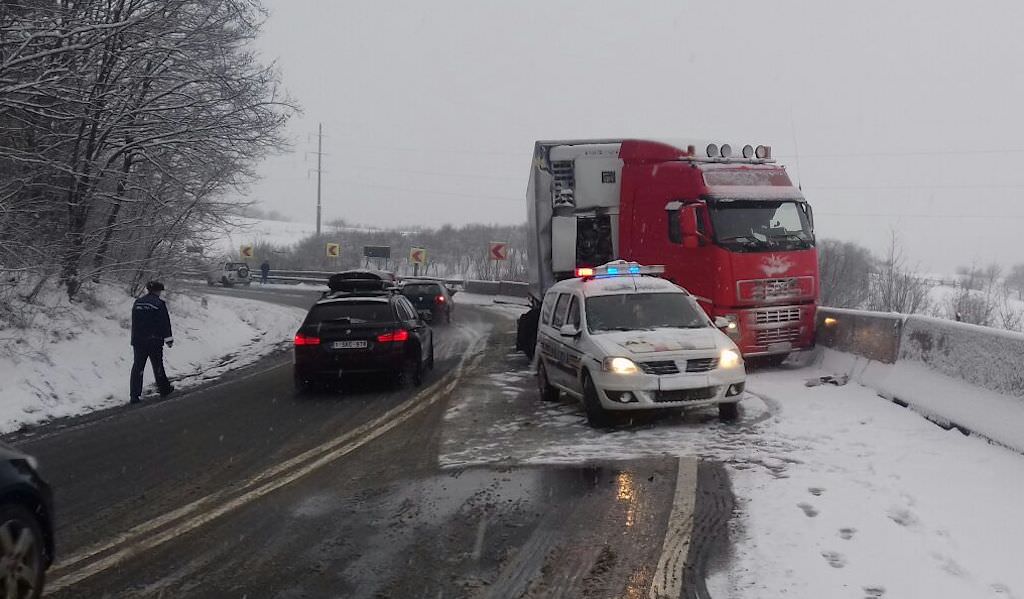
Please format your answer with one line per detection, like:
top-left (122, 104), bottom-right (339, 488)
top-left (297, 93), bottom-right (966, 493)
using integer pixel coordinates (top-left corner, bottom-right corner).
top-left (454, 293), bottom-right (530, 318)
top-left (815, 348), bottom-right (1024, 453)
top-left (0, 283), bottom-right (305, 433)
top-left (713, 367), bottom-right (1024, 599)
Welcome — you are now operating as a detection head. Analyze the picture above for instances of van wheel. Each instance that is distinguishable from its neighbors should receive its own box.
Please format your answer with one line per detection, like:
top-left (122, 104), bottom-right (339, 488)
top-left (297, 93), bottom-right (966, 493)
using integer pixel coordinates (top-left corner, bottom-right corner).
top-left (537, 361), bottom-right (560, 402)
top-left (718, 401), bottom-right (740, 422)
top-left (582, 373), bottom-right (613, 428)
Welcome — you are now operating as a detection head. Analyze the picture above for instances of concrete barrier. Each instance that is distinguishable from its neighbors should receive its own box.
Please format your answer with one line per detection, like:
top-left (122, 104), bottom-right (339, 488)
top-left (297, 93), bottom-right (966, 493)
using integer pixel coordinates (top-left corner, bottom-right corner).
top-left (816, 307), bottom-right (904, 364)
top-left (814, 306), bottom-right (1024, 453)
top-left (464, 280), bottom-right (501, 295)
top-left (899, 315), bottom-right (1024, 397)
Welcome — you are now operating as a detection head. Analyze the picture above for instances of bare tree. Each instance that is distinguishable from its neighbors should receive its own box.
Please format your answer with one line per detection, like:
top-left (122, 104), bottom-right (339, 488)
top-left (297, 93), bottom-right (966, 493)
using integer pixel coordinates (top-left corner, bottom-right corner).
top-left (1006, 264), bottom-right (1024, 300)
top-left (0, 0), bottom-right (295, 298)
top-left (818, 239), bottom-right (874, 308)
top-left (946, 263), bottom-right (1004, 326)
top-left (868, 231), bottom-right (930, 314)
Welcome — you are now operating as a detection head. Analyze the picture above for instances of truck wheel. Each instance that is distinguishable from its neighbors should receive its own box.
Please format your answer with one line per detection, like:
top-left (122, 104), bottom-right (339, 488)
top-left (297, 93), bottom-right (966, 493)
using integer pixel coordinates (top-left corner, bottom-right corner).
top-left (582, 373), bottom-right (613, 428)
top-left (537, 361), bottom-right (560, 402)
top-left (718, 401), bottom-right (740, 422)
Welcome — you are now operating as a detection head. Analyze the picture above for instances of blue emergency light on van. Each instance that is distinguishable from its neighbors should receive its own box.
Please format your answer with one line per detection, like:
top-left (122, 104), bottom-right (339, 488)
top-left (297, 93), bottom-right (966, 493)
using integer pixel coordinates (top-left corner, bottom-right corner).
top-left (574, 261), bottom-right (665, 279)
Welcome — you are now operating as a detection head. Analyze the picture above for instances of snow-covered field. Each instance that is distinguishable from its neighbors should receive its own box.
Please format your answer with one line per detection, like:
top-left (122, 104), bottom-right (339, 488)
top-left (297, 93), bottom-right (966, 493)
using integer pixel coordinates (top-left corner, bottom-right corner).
top-left (212, 217), bottom-right (383, 256)
top-left (0, 283), bottom-right (305, 434)
top-left (438, 350), bottom-right (1024, 599)
top-left (214, 217), bottom-right (316, 255)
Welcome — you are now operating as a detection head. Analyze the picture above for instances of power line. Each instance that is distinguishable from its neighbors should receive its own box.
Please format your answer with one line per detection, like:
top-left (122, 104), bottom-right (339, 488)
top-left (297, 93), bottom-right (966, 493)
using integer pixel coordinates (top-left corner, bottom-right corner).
top-left (778, 147), bottom-right (1024, 159)
top-left (335, 179), bottom-right (523, 203)
top-left (806, 183), bottom-right (1024, 190)
top-left (816, 212), bottom-right (1024, 219)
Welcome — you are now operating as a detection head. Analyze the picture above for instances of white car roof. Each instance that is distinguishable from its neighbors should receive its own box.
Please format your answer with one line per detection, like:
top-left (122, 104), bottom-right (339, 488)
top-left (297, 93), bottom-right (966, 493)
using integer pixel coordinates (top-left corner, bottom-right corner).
top-left (548, 275), bottom-right (687, 298)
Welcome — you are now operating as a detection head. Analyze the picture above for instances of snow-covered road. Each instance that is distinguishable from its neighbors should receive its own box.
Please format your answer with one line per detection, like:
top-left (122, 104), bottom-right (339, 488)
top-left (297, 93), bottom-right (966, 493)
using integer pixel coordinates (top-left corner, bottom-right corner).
top-left (437, 326), bottom-right (1024, 598)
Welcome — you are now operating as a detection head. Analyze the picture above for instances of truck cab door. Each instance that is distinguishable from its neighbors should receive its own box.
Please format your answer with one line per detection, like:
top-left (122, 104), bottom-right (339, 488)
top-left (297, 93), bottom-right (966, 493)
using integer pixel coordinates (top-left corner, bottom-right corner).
top-left (665, 201), bottom-right (715, 310)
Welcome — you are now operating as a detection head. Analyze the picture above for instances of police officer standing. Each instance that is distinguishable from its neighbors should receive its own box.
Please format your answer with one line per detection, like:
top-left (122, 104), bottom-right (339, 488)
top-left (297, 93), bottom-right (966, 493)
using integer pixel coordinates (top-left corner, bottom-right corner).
top-left (130, 281), bottom-right (175, 404)
top-left (260, 260), bottom-right (270, 285)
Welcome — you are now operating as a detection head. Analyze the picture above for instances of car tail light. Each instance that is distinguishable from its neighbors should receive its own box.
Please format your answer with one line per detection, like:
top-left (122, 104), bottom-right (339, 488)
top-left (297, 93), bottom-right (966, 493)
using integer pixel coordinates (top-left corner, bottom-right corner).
top-left (436, 295), bottom-right (446, 304)
top-left (294, 333), bottom-right (320, 346)
top-left (377, 329), bottom-right (409, 343)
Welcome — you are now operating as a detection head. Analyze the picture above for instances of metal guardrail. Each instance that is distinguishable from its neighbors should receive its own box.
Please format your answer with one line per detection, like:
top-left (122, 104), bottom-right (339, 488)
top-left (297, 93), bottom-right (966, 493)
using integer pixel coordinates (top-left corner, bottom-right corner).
top-left (178, 269), bottom-right (525, 293)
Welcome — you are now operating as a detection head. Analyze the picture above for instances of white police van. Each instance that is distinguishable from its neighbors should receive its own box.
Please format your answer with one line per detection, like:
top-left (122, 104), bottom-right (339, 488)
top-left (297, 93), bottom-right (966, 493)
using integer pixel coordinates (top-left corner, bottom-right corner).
top-left (535, 261), bottom-right (746, 427)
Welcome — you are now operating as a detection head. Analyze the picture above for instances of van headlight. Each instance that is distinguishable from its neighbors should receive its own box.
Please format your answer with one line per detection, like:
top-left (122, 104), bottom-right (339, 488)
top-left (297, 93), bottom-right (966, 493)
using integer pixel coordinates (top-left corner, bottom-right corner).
top-left (602, 357), bottom-right (639, 374)
top-left (720, 349), bottom-right (742, 369)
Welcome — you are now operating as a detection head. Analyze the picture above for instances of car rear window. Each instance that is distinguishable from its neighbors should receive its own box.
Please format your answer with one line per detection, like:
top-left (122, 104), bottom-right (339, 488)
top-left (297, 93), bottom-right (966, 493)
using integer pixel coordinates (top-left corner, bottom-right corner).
top-left (402, 283), bottom-right (442, 295)
top-left (307, 301), bottom-right (395, 324)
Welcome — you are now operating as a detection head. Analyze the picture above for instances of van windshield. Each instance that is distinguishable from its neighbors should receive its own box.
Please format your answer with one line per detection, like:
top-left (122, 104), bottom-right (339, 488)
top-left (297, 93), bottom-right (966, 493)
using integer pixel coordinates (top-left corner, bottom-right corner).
top-left (585, 293), bottom-right (708, 332)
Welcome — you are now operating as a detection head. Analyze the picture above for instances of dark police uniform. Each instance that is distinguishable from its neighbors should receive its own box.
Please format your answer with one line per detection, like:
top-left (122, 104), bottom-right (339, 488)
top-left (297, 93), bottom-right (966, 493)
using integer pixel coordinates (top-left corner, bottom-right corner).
top-left (130, 292), bottom-right (173, 401)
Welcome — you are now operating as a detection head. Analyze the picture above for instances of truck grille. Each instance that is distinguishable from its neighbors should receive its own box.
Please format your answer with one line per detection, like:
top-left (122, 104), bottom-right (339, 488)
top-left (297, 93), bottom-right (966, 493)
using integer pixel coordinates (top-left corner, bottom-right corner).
top-left (654, 386), bottom-right (719, 403)
top-left (754, 307), bottom-right (802, 325)
top-left (738, 277), bottom-right (814, 302)
top-left (685, 358), bottom-right (719, 373)
top-left (639, 360), bottom-right (679, 375)
top-left (755, 327), bottom-right (801, 346)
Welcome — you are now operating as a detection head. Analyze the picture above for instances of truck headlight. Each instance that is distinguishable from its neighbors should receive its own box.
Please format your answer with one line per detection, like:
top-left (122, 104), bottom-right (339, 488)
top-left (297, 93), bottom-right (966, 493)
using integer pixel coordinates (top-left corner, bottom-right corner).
top-left (720, 349), bottom-right (741, 369)
top-left (602, 357), bottom-right (639, 374)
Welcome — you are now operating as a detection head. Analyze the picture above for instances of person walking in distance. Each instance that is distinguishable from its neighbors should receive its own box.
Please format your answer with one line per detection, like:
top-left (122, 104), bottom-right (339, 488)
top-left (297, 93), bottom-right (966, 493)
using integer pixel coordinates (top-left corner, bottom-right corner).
top-left (130, 281), bottom-right (175, 404)
top-left (260, 260), bottom-right (270, 285)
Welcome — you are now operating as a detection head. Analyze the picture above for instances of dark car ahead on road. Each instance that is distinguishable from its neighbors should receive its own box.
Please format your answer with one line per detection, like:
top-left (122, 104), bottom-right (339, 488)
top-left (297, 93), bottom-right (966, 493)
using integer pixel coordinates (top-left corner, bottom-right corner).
top-left (399, 280), bottom-right (453, 324)
top-left (294, 274), bottom-right (434, 393)
top-left (0, 444), bottom-right (54, 599)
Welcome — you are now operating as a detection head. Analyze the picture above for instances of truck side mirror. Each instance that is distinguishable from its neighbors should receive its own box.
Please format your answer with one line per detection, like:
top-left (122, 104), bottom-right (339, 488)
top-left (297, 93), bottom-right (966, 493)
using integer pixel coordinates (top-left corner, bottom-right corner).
top-left (681, 206), bottom-right (700, 249)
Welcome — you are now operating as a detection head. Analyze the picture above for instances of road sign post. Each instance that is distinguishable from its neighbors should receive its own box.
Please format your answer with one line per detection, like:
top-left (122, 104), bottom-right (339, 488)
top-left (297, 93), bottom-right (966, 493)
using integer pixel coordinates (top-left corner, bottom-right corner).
top-left (488, 242), bottom-right (508, 261)
top-left (410, 247), bottom-right (426, 276)
top-left (488, 242), bottom-right (508, 281)
top-left (363, 246), bottom-right (391, 270)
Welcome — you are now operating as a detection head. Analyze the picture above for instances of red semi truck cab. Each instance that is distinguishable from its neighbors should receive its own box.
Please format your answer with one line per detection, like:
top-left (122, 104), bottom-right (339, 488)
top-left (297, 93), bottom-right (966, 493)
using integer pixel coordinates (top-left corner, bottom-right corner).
top-left (525, 138), bottom-right (818, 358)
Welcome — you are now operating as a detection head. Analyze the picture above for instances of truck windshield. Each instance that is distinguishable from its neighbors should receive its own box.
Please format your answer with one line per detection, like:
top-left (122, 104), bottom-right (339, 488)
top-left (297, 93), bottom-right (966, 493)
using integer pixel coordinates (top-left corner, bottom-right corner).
top-left (585, 293), bottom-right (707, 333)
top-left (709, 199), bottom-right (814, 252)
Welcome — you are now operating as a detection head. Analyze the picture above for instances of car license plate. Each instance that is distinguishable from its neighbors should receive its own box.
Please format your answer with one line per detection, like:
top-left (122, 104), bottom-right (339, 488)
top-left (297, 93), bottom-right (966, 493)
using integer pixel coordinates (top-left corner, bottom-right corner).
top-left (332, 340), bottom-right (367, 349)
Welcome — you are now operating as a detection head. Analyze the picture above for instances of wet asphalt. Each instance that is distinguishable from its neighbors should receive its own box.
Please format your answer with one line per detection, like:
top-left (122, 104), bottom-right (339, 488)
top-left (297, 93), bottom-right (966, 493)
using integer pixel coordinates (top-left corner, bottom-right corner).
top-left (3, 285), bottom-right (730, 598)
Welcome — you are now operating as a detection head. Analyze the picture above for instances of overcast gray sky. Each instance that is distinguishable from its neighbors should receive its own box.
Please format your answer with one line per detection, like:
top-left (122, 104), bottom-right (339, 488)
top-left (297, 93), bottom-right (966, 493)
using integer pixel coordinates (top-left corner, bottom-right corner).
top-left (249, 0), bottom-right (1024, 273)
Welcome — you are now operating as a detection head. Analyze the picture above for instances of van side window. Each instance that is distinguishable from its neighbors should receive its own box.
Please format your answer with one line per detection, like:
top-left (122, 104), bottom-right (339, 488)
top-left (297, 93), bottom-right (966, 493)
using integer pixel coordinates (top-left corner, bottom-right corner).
top-left (541, 292), bottom-right (557, 325)
top-left (552, 294), bottom-right (570, 327)
top-left (566, 296), bottom-right (580, 328)
top-left (667, 209), bottom-right (682, 244)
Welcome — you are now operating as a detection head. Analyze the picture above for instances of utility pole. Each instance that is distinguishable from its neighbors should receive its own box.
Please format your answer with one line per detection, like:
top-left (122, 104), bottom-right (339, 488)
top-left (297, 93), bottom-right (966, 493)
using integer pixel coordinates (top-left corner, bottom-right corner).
top-left (315, 122), bottom-right (323, 237)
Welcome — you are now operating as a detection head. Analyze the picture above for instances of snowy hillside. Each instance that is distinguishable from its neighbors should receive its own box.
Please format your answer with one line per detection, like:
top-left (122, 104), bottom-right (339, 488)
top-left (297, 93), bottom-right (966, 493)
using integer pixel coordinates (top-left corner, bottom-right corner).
top-left (0, 282), bottom-right (306, 433)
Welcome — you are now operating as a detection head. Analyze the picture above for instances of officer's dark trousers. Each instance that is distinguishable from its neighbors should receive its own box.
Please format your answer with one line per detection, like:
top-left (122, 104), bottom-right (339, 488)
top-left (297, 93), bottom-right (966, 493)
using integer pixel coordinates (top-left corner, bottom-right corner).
top-left (130, 341), bottom-right (170, 399)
